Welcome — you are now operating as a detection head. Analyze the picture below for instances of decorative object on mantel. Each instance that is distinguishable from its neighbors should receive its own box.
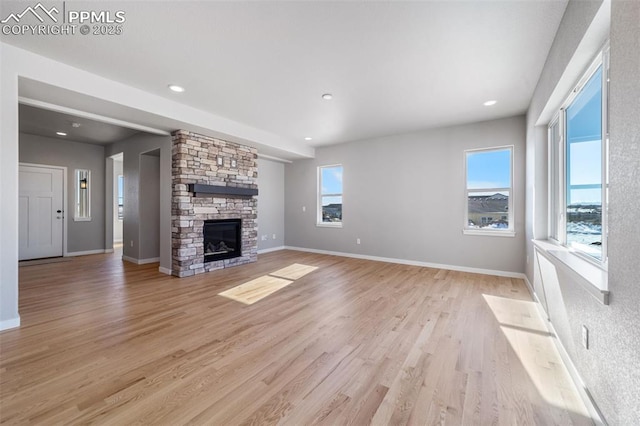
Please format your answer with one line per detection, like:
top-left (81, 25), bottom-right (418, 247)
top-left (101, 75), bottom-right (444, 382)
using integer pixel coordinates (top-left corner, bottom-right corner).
top-left (188, 184), bottom-right (258, 197)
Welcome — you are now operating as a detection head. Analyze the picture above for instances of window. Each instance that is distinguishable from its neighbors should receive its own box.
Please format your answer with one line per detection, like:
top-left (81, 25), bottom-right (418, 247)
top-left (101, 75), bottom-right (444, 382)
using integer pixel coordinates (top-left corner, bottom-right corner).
top-left (317, 165), bottom-right (343, 226)
top-left (549, 46), bottom-right (609, 264)
top-left (117, 175), bottom-right (124, 220)
top-left (464, 146), bottom-right (514, 235)
top-left (74, 169), bottom-right (91, 221)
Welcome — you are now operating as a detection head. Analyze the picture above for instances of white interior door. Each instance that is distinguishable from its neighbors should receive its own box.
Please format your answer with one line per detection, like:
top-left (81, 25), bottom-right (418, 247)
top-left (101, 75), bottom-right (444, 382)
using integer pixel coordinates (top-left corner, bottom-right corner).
top-left (19, 165), bottom-right (64, 260)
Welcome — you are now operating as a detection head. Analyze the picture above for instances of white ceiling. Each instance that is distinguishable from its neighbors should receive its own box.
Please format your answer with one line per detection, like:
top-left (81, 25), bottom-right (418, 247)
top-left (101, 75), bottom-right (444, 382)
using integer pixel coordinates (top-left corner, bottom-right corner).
top-left (2, 1), bottom-right (568, 149)
top-left (19, 104), bottom-right (140, 145)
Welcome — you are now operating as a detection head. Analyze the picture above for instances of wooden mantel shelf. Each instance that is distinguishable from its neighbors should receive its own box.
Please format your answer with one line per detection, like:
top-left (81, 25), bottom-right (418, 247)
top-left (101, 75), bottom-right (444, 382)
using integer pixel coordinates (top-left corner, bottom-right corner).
top-left (188, 184), bottom-right (258, 197)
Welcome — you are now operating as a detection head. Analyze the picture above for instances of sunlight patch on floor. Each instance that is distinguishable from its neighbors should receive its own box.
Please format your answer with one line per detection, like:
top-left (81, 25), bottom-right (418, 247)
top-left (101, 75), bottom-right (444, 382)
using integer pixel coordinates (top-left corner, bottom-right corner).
top-left (482, 293), bottom-right (590, 419)
top-left (219, 275), bottom-right (294, 305)
top-left (219, 263), bottom-right (319, 305)
top-left (270, 263), bottom-right (319, 280)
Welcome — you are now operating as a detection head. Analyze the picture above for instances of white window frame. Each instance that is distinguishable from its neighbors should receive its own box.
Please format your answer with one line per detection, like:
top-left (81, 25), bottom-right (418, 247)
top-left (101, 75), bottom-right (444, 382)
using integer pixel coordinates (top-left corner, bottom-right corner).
top-left (317, 164), bottom-right (343, 228)
top-left (549, 118), bottom-right (562, 243)
top-left (463, 146), bottom-right (515, 237)
top-left (548, 44), bottom-right (609, 268)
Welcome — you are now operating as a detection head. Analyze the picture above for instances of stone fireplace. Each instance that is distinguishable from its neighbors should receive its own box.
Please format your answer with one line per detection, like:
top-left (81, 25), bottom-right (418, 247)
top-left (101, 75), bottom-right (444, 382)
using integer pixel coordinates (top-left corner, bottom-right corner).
top-left (171, 130), bottom-right (258, 277)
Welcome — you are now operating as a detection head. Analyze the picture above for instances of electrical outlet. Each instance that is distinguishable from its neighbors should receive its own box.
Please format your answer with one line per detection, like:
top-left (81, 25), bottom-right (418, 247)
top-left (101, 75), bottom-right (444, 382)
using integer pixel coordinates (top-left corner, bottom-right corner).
top-left (261, 235), bottom-right (268, 241)
top-left (582, 325), bottom-right (589, 349)
top-left (356, 238), bottom-right (361, 245)
top-left (302, 206), bottom-right (306, 212)
top-left (130, 240), bottom-right (133, 247)
top-left (272, 234), bottom-right (276, 240)
top-left (526, 255), bottom-right (529, 264)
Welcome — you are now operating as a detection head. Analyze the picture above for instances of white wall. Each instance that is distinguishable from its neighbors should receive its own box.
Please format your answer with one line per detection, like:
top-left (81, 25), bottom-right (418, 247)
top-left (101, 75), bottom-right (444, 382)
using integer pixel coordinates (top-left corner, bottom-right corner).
top-left (285, 116), bottom-right (527, 275)
top-left (257, 158), bottom-right (285, 251)
top-left (19, 133), bottom-right (106, 254)
top-left (606, 1), bottom-right (640, 420)
top-left (525, 0), bottom-right (640, 423)
top-left (0, 42), bottom-right (22, 329)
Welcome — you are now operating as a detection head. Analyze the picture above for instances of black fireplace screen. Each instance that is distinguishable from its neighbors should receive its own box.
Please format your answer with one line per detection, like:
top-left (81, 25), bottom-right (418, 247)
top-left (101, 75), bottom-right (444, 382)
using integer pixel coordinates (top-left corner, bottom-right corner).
top-left (203, 219), bottom-right (241, 262)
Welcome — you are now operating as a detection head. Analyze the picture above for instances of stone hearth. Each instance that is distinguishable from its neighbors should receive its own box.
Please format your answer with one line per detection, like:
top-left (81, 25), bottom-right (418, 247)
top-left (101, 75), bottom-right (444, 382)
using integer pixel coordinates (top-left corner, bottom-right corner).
top-left (171, 130), bottom-right (258, 277)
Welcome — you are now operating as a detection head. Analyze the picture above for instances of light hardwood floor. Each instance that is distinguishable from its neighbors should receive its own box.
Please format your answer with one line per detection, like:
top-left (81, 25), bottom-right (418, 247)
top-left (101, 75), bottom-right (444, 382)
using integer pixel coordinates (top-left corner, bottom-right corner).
top-left (1, 250), bottom-right (592, 425)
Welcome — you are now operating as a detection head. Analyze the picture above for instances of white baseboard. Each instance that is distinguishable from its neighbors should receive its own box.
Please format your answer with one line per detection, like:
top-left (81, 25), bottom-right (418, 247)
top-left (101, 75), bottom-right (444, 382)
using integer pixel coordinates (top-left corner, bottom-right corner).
top-left (122, 255), bottom-right (159, 265)
top-left (0, 316), bottom-right (21, 331)
top-left (66, 249), bottom-right (108, 257)
top-left (523, 275), bottom-right (535, 297)
top-left (158, 266), bottom-right (172, 275)
top-left (257, 245), bottom-right (286, 254)
top-left (283, 246), bottom-right (526, 279)
top-left (532, 302), bottom-right (606, 425)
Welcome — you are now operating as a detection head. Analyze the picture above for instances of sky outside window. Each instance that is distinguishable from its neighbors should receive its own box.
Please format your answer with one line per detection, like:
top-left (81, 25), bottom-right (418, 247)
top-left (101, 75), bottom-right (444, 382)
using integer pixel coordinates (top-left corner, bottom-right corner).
top-left (118, 175), bottom-right (124, 200)
top-left (321, 166), bottom-right (342, 205)
top-left (467, 149), bottom-right (511, 190)
top-left (566, 65), bottom-right (602, 206)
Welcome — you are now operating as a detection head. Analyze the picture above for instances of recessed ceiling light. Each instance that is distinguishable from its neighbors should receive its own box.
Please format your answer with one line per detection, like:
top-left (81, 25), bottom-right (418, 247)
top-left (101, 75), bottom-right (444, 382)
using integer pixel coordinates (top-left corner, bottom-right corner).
top-left (321, 93), bottom-right (333, 100)
top-left (304, 137), bottom-right (313, 141)
top-left (168, 84), bottom-right (185, 93)
top-left (483, 100), bottom-right (497, 106)
top-left (56, 131), bottom-right (67, 136)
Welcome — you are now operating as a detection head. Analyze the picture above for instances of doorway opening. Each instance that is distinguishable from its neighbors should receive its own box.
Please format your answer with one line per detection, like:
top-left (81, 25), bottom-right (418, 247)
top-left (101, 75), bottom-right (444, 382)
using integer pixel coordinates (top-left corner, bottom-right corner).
top-left (110, 153), bottom-right (124, 249)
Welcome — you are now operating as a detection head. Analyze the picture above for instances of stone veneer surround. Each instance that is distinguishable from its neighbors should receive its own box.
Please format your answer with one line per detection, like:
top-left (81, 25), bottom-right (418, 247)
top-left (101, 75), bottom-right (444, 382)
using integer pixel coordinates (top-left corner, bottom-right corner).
top-left (171, 130), bottom-right (258, 277)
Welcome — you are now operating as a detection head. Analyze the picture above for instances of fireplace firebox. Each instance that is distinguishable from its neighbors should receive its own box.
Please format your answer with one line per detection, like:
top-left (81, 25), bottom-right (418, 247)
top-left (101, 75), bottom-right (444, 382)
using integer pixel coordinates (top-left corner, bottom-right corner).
top-left (203, 219), bottom-right (241, 263)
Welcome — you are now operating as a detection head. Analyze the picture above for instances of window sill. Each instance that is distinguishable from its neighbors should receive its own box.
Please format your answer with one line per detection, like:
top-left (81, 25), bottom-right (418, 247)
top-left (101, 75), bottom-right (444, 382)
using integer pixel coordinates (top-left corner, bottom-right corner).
top-left (533, 239), bottom-right (609, 305)
top-left (316, 222), bottom-right (343, 228)
top-left (463, 229), bottom-right (515, 237)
